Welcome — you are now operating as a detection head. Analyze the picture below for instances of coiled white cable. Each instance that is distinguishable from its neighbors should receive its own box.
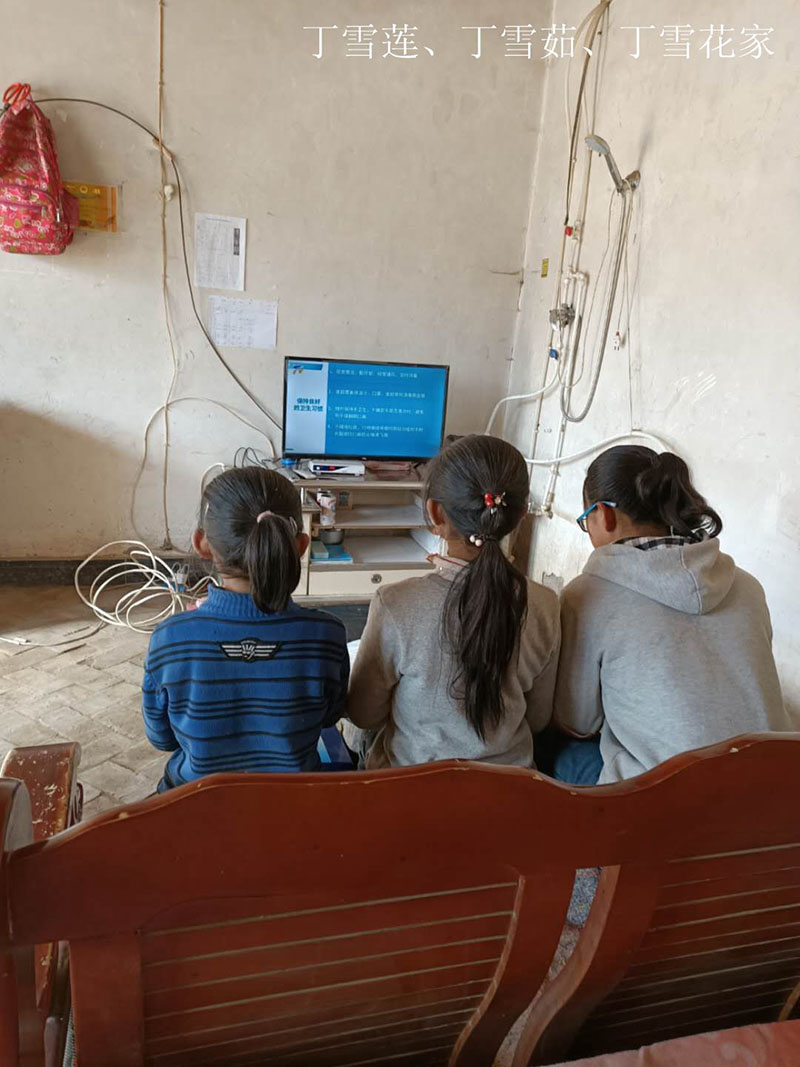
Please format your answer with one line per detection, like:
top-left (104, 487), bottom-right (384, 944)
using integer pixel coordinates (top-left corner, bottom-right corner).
top-left (74, 541), bottom-right (213, 634)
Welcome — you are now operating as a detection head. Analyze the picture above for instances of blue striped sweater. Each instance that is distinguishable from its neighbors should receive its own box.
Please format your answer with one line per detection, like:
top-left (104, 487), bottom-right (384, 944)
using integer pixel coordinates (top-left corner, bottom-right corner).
top-left (142, 586), bottom-right (349, 785)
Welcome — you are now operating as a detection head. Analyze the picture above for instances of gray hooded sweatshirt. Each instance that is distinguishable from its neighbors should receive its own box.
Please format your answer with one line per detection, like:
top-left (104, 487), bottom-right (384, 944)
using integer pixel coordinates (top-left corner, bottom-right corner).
top-left (555, 539), bottom-right (790, 783)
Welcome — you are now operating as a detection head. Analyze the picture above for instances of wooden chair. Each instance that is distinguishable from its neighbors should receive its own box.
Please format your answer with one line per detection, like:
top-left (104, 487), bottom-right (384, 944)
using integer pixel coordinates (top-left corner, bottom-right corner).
top-left (0, 744), bottom-right (81, 1067)
top-left (512, 733), bottom-right (800, 1065)
top-left (0, 755), bottom-right (612, 1067)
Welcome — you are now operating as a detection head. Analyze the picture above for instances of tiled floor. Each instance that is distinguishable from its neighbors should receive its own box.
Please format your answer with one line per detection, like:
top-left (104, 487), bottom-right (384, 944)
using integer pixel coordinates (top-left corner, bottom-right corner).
top-left (0, 584), bottom-right (163, 818)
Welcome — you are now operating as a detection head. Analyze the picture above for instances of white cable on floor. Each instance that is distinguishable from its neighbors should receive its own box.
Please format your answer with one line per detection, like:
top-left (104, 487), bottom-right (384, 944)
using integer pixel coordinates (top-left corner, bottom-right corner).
top-left (74, 541), bottom-right (213, 634)
top-left (0, 623), bottom-right (107, 648)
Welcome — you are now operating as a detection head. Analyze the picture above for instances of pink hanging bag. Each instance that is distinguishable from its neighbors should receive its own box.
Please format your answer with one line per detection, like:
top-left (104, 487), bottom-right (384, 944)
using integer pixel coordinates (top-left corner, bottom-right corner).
top-left (0, 83), bottom-right (79, 254)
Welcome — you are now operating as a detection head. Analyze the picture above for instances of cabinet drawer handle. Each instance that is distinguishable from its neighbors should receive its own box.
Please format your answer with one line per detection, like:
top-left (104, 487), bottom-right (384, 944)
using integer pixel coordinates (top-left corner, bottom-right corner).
top-left (371, 573), bottom-right (383, 585)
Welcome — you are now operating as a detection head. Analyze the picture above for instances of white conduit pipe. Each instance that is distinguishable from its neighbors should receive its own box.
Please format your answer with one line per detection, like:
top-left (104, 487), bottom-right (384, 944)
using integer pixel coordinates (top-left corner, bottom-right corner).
top-left (484, 375), bottom-right (559, 436)
top-left (524, 430), bottom-right (671, 468)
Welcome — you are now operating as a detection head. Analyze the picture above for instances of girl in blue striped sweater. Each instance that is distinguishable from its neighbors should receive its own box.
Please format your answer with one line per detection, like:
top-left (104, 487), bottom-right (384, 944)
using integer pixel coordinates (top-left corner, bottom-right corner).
top-left (142, 467), bottom-right (349, 790)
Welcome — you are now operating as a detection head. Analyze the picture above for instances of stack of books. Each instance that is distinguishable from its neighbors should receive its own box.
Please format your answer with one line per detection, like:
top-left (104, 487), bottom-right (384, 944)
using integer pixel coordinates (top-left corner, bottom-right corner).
top-left (310, 541), bottom-right (354, 565)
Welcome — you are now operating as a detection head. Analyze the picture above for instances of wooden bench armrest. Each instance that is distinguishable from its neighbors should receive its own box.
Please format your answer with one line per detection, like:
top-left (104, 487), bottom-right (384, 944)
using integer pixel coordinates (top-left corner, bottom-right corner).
top-left (1, 745), bottom-right (82, 1066)
top-left (0, 779), bottom-right (39, 1064)
top-left (1, 744), bottom-right (83, 843)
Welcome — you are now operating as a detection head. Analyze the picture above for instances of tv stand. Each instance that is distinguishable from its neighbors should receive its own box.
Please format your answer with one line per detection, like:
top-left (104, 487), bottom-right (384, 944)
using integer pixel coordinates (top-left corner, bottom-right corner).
top-left (291, 471), bottom-right (436, 603)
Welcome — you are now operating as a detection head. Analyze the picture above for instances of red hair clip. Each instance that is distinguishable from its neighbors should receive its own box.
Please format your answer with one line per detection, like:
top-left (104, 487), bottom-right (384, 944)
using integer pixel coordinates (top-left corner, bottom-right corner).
top-left (483, 492), bottom-right (507, 513)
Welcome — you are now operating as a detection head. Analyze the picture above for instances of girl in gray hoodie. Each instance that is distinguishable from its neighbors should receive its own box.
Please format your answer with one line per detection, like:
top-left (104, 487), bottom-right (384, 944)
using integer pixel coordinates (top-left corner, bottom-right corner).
top-left (554, 445), bottom-right (790, 785)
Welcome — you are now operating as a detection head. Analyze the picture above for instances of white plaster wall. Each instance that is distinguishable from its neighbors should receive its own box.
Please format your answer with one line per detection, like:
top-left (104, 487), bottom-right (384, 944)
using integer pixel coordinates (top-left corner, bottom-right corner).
top-left (504, 1), bottom-right (800, 713)
top-left (0, 0), bottom-right (550, 556)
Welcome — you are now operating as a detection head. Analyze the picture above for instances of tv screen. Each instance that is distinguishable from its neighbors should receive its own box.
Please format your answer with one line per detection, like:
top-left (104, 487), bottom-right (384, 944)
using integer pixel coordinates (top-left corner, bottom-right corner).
top-left (283, 358), bottom-right (449, 461)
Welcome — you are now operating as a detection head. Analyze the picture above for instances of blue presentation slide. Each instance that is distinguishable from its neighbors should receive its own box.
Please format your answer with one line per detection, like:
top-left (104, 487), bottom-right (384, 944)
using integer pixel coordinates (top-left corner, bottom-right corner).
top-left (284, 360), bottom-right (448, 459)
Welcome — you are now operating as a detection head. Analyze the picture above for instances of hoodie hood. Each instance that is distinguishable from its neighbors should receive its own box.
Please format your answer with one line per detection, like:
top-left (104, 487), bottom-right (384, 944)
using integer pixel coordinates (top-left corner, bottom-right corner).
top-left (583, 538), bottom-right (736, 615)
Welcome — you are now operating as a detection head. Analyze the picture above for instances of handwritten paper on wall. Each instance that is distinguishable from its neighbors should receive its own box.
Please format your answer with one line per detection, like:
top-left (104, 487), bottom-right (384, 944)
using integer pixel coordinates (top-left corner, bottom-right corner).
top-left (194, 213), bottom-right (247, 291)
top-left (209, 296), bottom-right (278, 350)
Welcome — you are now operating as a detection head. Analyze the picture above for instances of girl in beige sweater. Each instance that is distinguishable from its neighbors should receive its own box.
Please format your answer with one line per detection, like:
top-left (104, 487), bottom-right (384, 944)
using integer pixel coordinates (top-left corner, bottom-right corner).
top-left (347, 435), bottom-right (560, 769)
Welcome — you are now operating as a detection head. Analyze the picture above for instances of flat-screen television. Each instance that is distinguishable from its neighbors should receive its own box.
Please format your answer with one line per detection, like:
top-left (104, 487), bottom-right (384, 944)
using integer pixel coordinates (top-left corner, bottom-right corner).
top-left (282, 357), bottom-right (449, 461)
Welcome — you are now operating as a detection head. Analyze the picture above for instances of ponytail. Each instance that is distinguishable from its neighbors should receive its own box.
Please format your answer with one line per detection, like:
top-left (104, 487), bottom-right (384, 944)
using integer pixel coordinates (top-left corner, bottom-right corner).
top-left (443, 541), bottom-right (528, 740)
top-left (201, 467), bottom-right (303, 613)
top-left (585, 445), bottom-right (722, 539)
top-left (424, 435), bottom-right (530, 740)
top-left (243, 513), bottom-right (301, 613)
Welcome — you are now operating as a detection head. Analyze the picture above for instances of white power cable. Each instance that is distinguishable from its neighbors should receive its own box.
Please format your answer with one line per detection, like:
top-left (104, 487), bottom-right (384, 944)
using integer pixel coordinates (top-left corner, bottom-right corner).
top-left (33, 94), bottom-right (281, 549)
top-left (156, 0), bottom-right (180, 550)
top-left (525, 430), bottom-right (670, 468)
top-left (0, 623), bottom-right (107, 648)
top-left (130, 396), bottom-right (274, 543)
top-left (233, 445), bottom-right (278, 469)
top-left (75, 541), bottom-right (213, 634)
top-left (484, 372), bottom-right (559, 435)
top-left (200, 463), bottom-right (228, 493)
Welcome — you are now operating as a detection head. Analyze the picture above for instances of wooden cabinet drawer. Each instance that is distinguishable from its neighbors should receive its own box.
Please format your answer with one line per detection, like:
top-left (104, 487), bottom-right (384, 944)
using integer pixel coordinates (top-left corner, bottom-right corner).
top-left (307, 567), bottom-right (431, 598)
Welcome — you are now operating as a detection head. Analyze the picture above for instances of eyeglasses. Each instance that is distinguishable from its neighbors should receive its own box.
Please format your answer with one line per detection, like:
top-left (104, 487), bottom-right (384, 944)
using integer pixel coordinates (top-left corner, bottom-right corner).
top-left (576, 501), bottom-right (616, 533)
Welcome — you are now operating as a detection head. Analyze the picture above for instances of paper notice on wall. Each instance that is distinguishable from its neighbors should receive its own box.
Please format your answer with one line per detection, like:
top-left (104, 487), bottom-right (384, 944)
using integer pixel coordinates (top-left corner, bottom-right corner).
top-left (209, 296), bottom-right (278, 350)
top-left (194, 213), bottom-right (247, 290)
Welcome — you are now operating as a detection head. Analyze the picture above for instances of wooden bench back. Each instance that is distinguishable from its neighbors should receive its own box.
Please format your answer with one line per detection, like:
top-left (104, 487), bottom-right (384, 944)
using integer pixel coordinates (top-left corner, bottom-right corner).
top-left (2, 761), bottom-right (605, 1067)
top-left (4, 736), bottom-right (800, 1067)
top-left (514, 734), bottom-right (800, 1065)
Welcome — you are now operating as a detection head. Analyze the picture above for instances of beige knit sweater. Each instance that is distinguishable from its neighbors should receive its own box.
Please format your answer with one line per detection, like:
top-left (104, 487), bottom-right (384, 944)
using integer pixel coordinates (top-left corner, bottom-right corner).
top-left (347, 555), bottom-right (561, 769)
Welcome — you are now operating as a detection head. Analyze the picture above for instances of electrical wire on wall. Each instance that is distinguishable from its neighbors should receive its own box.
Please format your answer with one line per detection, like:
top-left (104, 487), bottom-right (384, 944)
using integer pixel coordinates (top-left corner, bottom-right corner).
top-left (32, 89), bottom-right (282, 546)
top-left (34, 45), bottom-right (283, 627)
top-left (128, 395), bottom-right (274, 544)
top-left (483, 371), bottom-right (558, 436)
top-left (535, 14), bottom-right (644, 512)
top-left (486, 0), bottom-right (612, 451)
top-left (156, 0), bottom-right (179, 550)
top-left (525, 430), bottom-right (669, 468)
top-left (34, 2), bottom-right (288, 630)
top-left (487, 0), bottom-right (663, 518)
top-left (233, 445), bottom-right (278, 469)
top-left (557, 158), bottom-right (636, 424)
top-left (526, 0), bottom-right (610, 461)
top-left (34, 97), bottom-right (274, 430)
